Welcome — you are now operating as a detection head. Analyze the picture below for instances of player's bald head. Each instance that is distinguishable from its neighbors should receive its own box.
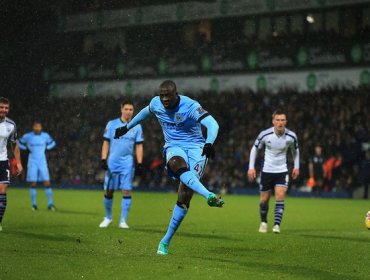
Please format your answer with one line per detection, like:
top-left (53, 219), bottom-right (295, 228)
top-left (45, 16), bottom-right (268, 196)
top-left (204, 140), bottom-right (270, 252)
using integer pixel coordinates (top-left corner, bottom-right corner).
top-left (159, 80), bottom-right (177, 93)
top-left (159, 80), bottom-right (179, 108)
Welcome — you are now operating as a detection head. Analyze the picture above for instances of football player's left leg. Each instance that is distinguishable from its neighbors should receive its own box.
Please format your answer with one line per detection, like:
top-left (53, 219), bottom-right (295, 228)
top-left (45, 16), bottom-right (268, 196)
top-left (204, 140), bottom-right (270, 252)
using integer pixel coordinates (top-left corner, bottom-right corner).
top-left (120, 189), bottom-right (131, 229)
top-left (42, 168), bottom-right (55, 210)
top-left (120, 172), bottom-right (134, 228)
top-left (44, 181), bottom-right (55, 210)
top-left (273, 186), bottom-right (287, 233)
top-left (29, 183), bottom-right (37, 210)
top-left (0, 184), bottom-right (7, 229)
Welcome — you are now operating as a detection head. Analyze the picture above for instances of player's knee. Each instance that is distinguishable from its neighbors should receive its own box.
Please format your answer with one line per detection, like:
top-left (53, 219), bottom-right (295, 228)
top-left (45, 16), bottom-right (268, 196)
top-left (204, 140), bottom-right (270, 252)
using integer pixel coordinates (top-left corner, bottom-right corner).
top-left (260, 193), bottom-right (270, 203)
top-left (168, 156), bottom-right (187, 172)
top-left (104, 191), bottom-right (114, 198)
top-left (0, 185), bottom-right (7, 194)
top-left (178, 189), bottom-right (193, 201)
top-left (275, 188), bottom-right (287, 200)
top-left (122, 190), bottom-right (131, 196)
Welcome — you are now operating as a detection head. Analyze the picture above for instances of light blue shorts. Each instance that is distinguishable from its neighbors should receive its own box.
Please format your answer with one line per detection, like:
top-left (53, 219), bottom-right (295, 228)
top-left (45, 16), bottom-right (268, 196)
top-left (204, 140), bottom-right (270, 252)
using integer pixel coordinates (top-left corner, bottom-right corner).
top-left (27, 162), bottom-right (50, 182)
top-left (104, 169), bottom-right (134, 191)
top-left (164, 146), bottom-right (207, 179)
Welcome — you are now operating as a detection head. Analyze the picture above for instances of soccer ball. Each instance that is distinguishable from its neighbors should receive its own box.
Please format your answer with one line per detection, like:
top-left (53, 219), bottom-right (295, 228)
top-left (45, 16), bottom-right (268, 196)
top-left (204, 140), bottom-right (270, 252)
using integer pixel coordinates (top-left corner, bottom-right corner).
top-left (365, 211), bottom-right (370, 230)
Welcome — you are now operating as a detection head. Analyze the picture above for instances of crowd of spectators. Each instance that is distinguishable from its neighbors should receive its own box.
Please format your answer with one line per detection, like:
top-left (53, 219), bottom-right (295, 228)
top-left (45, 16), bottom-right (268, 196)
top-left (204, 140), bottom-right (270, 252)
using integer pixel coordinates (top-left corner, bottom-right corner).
top-left (8, 86), bottom-right (370, 195)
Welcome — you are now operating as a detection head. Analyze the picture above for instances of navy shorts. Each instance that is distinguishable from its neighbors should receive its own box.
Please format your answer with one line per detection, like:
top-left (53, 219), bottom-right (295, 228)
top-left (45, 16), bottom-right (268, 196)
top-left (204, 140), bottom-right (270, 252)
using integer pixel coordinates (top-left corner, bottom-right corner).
top-left (260, 172), bottom-right (289, 192)
top-left (0, 160), bottom-right (10, 184)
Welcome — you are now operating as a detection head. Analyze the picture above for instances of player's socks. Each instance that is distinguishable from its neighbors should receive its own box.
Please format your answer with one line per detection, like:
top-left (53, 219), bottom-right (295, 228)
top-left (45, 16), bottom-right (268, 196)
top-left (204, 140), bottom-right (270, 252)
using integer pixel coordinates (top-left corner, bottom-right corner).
top-left (160, 202), bottom-right (188, 245)
top-left (44, 187), bottom-right (53, 207)
top-left (259, 202), bottom-right (269, 223)
top-left (30, 188), bottom-right (37, 207)
top-left (104, 195), bottom-right (113, 220)
top-left (274, 201), bottom-right (285, 226)
top-left (120, 196), bottom-right (132, 223)
top-left (0, 194), bottom-right (7, 224)
top-left (179, 171), bottom-right (210, 199)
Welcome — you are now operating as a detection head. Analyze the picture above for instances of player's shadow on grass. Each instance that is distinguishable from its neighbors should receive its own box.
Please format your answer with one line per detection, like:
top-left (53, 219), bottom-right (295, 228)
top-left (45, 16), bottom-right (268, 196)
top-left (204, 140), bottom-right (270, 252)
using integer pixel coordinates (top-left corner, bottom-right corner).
top-left (194, 255), bottom-right (364, 280)
top-left (133, 227), bottom-right (242, 242)
top-left (4, 230), bottom-right (78, 242)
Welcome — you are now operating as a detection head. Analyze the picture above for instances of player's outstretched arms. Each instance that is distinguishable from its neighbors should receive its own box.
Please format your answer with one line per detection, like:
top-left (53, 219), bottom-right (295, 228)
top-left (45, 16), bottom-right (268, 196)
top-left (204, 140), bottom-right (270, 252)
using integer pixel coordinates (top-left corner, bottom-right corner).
top-left (114, 106), bottom-right (152, 139)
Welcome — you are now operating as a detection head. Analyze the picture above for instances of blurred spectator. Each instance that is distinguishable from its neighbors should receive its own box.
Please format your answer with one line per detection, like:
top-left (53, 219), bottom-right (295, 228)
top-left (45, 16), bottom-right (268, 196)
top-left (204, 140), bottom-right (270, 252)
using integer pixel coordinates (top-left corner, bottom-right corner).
top-left (308, 145), bottom-right (325, 196)
top-left (324, 152), bottom-right (342, 192)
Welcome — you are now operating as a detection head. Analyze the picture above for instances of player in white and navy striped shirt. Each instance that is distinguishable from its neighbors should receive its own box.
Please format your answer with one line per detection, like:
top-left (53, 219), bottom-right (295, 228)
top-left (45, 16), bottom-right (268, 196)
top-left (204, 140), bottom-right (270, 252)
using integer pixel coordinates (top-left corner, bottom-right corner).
top-left (0, 97), bottom-right (23, 232)
top-left (248, 109), bottom-right (299, 234)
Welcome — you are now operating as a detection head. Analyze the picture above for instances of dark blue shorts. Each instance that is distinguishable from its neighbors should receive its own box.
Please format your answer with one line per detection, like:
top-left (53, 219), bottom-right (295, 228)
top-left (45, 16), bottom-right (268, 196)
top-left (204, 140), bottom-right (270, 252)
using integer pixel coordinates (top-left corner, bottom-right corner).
top-left (0, 160), bottom-right (10, 184)
top-left (260, 172), bottom-right (288, 192)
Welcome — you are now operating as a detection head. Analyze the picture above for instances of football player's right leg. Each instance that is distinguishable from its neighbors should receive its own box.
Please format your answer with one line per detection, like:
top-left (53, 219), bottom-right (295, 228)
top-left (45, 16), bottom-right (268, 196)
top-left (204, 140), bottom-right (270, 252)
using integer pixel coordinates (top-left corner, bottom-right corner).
top-left (29, 182), bottom-right (37, 210)
top-left (260, 191), bottom-right (271, 222)
top-left (259, 191), bottom-right (270, 233)
top-left (100, 172), bottom-right (116, 227)
top-left (158, 183), bottom-right (192, 255)
top-left (27, 164), bottom-right (39, 209)
top-left (104, 189), bottom-right (114, 220)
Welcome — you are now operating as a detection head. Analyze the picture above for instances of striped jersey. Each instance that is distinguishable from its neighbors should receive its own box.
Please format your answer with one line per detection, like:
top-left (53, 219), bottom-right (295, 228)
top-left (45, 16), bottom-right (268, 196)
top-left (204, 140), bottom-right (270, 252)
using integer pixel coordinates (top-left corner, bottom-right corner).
top-left (250, 127), bottom-right (299, 173)
top-left (0, 117), bottom-right (17, 161)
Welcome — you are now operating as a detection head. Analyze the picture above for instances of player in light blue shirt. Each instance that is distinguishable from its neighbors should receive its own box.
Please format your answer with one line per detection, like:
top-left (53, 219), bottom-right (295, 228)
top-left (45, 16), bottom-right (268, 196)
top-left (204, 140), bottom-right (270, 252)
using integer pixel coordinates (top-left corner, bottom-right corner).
top-left (114, 80), bottom-right (224, 255)
top-left (18, 121), bottom-right (56, 211)
top-left (99, 100), bottom-right (144, 229)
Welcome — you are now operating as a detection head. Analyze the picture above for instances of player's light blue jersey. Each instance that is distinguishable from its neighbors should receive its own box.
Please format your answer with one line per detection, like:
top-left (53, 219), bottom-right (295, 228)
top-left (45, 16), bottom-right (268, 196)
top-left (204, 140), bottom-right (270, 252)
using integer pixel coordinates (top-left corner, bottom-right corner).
top-left (149, 95), bottom-right (209, 148)
top-left (104, 118), bottom-right (144, 172)
top-left (18, 132), bottom-right (56, 163)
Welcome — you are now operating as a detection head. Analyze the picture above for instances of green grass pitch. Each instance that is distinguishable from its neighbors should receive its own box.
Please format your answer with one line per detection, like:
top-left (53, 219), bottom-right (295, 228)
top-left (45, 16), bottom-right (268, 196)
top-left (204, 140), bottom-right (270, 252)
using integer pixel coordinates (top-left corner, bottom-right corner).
top-left (1, 188), bottom-right (370, 280)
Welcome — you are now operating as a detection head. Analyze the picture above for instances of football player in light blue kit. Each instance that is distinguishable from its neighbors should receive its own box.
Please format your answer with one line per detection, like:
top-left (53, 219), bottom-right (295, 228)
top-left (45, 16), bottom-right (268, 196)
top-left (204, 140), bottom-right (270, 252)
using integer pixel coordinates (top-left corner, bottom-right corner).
top-left (99, 100), bottom-right (144, 229)
top-left (114, 80), bottom-right (224, 255)
top-left (19, 121), bottom-right (56, 211)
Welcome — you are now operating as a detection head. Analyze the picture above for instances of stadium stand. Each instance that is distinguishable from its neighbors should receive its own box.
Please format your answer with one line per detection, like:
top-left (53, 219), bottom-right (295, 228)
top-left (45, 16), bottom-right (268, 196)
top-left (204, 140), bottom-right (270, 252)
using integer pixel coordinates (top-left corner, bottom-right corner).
top-left (9, 86), bottom-right (369, 196)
